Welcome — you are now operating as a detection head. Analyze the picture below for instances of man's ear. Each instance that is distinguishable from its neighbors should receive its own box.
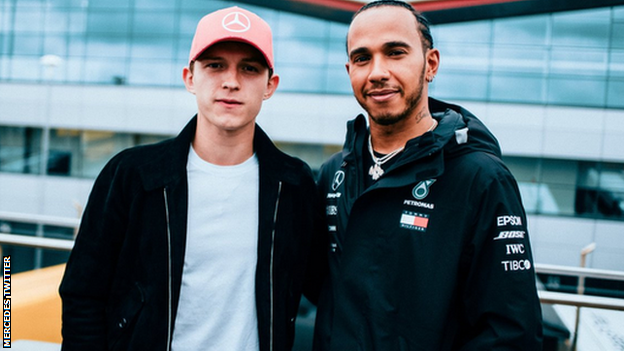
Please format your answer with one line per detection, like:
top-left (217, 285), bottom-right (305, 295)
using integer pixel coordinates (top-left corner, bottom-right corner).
top-left (182, 66), bottom-right (195, 94)
top-left (263, 73), bottom-right (280, 100)
top-left (426, 48), bottom-right (440, 80)
top-left (345, 62), bottom-right (350, 75)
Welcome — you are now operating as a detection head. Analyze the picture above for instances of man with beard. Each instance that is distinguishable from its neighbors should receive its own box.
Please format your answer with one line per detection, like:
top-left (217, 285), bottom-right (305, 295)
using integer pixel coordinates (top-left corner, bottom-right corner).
top-left (312, 1), bottom-right (543, 350)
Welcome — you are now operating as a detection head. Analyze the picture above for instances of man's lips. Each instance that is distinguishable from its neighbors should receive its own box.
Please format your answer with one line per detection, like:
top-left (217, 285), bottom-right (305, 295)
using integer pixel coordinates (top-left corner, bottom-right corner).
top-left (216, 99), bottom-right (243, 106)
top-left (366, 89), bottom-right (399, 102)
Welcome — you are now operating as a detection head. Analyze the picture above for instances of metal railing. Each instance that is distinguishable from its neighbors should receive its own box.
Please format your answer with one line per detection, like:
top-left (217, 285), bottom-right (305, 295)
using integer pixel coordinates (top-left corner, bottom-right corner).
top-left (536, 262), bottom-right (624, 311)
top-left (0, 210), bottom-right (80, 229)
top-left (538, 289), bottom-right (624, 311)
top-left (0, 233), bottom-right (74, 251)
top-left (0, 210), bottom-right (78, 251)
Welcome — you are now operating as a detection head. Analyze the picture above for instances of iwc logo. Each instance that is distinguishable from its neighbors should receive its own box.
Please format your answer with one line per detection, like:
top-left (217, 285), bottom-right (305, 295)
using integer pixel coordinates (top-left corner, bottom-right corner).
top-left (412, 179), bottom-right (436, 200)
top-left (332, 171), bottom-right (345, 191)
top-left (222, 11), bottom-right (251, 33)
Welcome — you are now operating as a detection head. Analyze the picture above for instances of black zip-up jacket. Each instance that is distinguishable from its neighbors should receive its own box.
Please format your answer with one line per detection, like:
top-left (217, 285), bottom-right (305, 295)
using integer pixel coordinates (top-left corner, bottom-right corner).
top-left (313, 98), bottom-right (543, 350)
top-left (59, 117), bottom-right (323, 351)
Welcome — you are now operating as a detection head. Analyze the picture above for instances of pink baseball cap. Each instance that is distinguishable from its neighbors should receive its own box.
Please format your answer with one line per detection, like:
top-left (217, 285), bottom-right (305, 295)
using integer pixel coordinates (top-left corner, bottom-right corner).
top-left (188, 6), bottom-right (274, 69)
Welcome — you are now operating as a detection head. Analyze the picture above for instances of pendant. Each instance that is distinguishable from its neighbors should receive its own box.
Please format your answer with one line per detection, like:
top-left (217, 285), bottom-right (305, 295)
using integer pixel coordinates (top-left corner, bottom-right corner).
top-left (369, 164), bottom-right (384, 180)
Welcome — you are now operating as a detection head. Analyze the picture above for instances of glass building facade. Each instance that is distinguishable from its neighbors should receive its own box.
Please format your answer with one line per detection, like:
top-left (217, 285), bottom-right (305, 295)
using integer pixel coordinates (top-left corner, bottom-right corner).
top-left (1, 1), bottom-right (623, 106)
top-left (432, 7), bottom-right (624, 109)
top-left (0, 0), bottom-right (352, 92)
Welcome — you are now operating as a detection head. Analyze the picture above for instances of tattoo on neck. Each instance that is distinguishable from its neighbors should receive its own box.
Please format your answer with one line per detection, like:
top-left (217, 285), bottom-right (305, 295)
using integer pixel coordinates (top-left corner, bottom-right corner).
top-left (415, 107), bottom-right (431, 123)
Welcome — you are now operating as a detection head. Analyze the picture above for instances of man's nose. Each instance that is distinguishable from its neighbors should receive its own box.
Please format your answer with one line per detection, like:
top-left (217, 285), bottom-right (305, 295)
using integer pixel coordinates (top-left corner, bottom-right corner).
top-left (368, 57), bottom-right (390, 82)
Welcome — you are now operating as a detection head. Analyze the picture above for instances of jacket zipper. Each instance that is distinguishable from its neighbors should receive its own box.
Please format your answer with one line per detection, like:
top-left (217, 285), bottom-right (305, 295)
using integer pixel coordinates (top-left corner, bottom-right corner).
top-left (270, 181), bottom-right (282, 351)
top-left (163, 188), bottom-right (173, 351)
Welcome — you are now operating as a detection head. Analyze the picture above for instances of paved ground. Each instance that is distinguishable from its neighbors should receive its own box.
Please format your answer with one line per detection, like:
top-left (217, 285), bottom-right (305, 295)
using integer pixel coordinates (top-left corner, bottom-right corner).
top-left (554, 305), bottom-right (624, 350)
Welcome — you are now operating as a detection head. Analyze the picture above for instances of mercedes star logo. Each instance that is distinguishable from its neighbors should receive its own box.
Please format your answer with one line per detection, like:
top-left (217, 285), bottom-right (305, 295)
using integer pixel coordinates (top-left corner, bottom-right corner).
top-left (332, 171), bottom-right (345, 191)
top-left (222, 12), bottom-right (251, 33)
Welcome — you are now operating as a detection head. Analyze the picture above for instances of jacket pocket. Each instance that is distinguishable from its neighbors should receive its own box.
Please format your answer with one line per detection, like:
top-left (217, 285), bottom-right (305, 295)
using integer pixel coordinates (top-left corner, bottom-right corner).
top-left (106, 282), bottom-right (146, 350)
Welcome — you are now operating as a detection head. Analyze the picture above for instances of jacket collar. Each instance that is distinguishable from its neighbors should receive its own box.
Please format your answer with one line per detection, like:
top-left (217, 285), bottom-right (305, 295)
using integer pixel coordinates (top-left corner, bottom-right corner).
top-left (140, 117), bottom-right (196, 191)
top-left (140, 116), bottom-right (304, 191)
top-left (341, 114), bottom-right (368, 167)
top-left (254, 124), bottom-right (306, 186)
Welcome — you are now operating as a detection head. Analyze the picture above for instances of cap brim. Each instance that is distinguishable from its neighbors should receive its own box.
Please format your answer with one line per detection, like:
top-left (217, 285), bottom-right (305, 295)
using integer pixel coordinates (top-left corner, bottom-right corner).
top-left (190, 37), bottom-right (273, 69)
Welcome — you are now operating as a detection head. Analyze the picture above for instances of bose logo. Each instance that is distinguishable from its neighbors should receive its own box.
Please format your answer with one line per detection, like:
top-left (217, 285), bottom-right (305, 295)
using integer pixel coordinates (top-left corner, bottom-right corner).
top-left (493, 231), bottom-right (526, 240)
top-left (497, 215), bottom-right (522, 227)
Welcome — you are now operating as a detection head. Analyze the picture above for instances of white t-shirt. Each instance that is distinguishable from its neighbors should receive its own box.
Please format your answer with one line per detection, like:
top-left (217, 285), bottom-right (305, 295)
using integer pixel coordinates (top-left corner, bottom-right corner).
top-left (171, 146), bottom-right (260, 351)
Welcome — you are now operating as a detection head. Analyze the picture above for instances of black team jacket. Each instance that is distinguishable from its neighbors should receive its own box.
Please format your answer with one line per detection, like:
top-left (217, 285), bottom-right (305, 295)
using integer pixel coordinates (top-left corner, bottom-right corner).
top-left (313, 98), bottom-right (543, 350)
top-left (60, 116), bottom-right (324, 351)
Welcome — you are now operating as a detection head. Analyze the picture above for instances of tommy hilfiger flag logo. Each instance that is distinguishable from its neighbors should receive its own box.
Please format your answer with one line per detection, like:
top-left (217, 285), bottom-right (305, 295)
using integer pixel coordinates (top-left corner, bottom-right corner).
top-left (400, 211), bottom-right (430, 232)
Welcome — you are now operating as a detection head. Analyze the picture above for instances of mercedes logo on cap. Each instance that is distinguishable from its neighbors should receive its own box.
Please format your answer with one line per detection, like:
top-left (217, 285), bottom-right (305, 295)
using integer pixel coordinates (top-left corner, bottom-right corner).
top-left (222, 12), bottom-right (251, 33)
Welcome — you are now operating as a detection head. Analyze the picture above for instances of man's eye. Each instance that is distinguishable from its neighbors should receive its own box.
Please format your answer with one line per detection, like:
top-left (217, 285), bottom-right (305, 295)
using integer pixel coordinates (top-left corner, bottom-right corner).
top-left (389, 50), bottom-right (406, 56)
top-left (352, 56), bottom-right (370, 64)
top-left (243, 65), bottom-right (260, 72)
top-left (205, 62), bottom-right (222, 69)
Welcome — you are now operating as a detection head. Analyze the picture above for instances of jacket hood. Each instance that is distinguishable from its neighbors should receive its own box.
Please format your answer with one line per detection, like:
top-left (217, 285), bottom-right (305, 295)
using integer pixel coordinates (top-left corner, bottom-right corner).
top-left (342, 97), bottom-right (501, 165)
top-left (428, 97), bottom-right (501, 159)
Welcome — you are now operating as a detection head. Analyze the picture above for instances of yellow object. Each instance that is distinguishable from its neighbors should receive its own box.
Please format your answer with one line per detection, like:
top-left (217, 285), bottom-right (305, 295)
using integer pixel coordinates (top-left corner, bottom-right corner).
top-left (11, 264), bottom-right (65, 343)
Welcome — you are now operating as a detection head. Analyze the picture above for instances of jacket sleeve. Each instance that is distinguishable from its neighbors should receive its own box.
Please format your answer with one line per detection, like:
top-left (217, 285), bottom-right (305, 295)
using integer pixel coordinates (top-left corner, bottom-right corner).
top-left (457, 166), bottom-right (543, 350)
top-left (59, 156), bottom-right (130, 350)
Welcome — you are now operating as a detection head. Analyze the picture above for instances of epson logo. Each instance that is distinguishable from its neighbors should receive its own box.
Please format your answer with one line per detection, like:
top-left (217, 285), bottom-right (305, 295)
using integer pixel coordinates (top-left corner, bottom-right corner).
top-left (493, 231), bottom-right (526, 240)
top-left (497, 215), bottom-right (522, 227)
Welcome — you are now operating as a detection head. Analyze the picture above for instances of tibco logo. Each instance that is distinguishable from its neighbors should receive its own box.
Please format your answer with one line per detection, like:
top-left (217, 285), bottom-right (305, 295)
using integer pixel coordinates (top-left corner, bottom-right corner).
top-left (501, 259), bottom-right (531, 272)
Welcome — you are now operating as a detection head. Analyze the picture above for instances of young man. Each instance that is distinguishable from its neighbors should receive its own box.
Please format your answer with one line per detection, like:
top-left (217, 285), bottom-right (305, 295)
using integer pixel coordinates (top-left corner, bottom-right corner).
top-left (60, 6), bottom-right (320, 351)
top-left (313, 1), bottom-right (543, 350)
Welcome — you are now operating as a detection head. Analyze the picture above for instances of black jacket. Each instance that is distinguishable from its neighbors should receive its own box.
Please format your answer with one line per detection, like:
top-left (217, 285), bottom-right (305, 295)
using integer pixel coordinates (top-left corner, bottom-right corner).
top-left (313, 98), bottom-right (543, 350)
top-left (60, 117), bottom-right (322, 351)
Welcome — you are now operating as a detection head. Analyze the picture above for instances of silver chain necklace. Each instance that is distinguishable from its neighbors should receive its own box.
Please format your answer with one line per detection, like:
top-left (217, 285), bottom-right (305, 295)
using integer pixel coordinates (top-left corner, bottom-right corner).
top-left (367, 118), bottom-right (438, 180)
top-left (367, 137), bottom-right (404, 180)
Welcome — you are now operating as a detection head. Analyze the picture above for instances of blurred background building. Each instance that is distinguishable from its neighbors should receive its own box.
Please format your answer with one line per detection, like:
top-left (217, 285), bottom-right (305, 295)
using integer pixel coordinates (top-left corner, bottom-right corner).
top-left (0, 0), bottom-right (623, 348)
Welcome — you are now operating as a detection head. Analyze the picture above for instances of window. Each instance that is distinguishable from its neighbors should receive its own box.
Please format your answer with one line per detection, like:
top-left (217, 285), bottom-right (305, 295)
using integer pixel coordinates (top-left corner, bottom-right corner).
top-left (576, 162), bottom-right (624, 219)
top-left (0, 126), bottom-right (42, 174)
top-left (505, 156), bottom-right (624, 220)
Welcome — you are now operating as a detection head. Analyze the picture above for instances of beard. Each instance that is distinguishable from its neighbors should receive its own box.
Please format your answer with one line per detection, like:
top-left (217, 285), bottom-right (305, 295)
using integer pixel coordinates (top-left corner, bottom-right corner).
top-left (358, 66), bottom-right (426, 127)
